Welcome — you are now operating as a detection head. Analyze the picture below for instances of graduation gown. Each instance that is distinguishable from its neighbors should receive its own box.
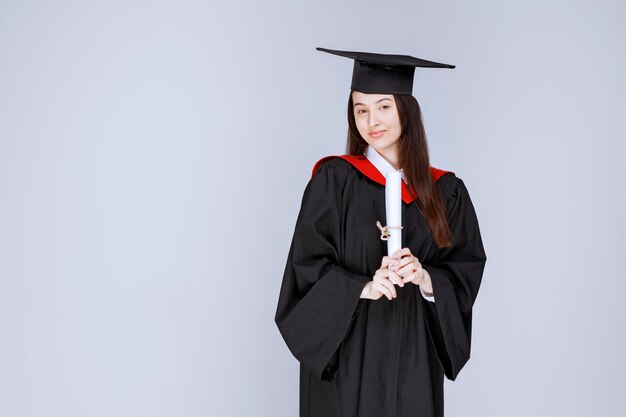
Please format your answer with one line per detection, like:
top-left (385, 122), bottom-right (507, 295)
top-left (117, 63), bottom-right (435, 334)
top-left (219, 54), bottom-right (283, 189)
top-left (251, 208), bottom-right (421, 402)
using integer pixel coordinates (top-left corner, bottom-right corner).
top-left (274, 156), bottom-right (487, 417)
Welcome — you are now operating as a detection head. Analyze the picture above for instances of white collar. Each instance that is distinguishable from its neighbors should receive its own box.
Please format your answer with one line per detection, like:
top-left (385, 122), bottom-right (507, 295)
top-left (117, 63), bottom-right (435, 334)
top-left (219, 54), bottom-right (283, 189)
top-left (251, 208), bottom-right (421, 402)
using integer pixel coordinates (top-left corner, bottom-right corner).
top-left (364, 146), bottom-right (407, 183)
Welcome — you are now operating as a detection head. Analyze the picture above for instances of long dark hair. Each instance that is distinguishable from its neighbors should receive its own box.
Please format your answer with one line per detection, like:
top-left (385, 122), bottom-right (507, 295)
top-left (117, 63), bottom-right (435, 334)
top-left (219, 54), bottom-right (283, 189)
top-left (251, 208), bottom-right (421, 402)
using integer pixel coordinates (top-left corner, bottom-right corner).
top-left (346, 92), bottom-right (453, 249)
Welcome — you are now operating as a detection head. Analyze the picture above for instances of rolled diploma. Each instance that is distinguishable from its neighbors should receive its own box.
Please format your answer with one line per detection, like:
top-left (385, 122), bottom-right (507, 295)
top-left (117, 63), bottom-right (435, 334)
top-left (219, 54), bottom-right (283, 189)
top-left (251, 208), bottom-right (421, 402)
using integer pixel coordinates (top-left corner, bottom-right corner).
top-left (385, 170), bottom-right (402, 285)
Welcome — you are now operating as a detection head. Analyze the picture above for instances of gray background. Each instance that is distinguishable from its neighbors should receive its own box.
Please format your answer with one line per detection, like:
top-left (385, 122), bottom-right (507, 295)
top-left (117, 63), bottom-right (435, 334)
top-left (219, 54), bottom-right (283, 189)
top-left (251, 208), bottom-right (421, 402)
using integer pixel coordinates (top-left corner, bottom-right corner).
top-left (1, 1), bottom-right (624, 416)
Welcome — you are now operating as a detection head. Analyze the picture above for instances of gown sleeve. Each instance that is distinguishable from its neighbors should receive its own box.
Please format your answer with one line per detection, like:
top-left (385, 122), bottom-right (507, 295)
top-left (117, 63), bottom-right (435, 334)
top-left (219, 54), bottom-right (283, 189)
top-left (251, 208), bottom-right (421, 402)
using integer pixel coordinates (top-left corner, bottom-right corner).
top-left (274, 160), bottom-right (370, 382)
top-left (421, 176), bottom-right (487, 381)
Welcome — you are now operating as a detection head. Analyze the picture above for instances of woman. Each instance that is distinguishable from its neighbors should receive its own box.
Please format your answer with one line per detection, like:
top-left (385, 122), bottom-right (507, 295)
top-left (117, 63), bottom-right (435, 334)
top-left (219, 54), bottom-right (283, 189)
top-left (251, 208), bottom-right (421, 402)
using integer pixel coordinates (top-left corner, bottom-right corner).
top-left (275, 47), bottom-right (487, 417)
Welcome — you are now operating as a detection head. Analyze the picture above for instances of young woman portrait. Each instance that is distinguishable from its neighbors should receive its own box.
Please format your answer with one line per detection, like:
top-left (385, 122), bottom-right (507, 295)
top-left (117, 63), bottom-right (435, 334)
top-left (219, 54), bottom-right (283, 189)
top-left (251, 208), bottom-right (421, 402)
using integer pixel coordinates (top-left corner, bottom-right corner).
top-left (275, 47), bottom-right (487, 417)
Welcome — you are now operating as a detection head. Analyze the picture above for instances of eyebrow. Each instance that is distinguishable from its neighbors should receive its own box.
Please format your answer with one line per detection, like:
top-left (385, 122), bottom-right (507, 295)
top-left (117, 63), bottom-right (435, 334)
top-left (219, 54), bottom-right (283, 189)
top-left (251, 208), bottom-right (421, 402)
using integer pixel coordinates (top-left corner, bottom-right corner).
top-left (353, 98), bottom-right (393, 107)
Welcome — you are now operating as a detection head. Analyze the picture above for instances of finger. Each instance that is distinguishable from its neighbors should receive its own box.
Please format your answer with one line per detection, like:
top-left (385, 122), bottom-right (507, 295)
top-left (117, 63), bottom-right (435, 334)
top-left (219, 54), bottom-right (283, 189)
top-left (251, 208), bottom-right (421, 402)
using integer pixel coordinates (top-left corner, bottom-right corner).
top-left (404, 255), bottom-right (421, 267)
top-left (374, 266), bottom-right (396, 278)
top-left (374, 269), bottom-right (390, 282)
top-left (382, 278), bottom-right (397, 298)
top-left (392, 247), bottom-right (411, 259)
top-left (391, 256), bottom-right (414, 271)
top-left (402, 272), bottom-right (418, 284)
top-left (384, 269), bottom-right (404, 291)
top-left (395, 263), bottom-right (415, 277)
top-left (381, 256), bottom-right (398, 269)
top-left (373, 282), bottom-right (393, 301)
top-left (403, 270), bottom-right (425, 285)
top-left (375, 272), bottom-right (398, 296)
top-left (380, 268), bottom-right (403, 288)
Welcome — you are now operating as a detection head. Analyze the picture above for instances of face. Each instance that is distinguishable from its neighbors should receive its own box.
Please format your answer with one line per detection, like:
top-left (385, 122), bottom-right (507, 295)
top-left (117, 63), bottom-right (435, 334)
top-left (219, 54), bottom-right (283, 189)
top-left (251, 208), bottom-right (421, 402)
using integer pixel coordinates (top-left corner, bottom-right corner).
top-left (351, 90), bottom-right (402, 154)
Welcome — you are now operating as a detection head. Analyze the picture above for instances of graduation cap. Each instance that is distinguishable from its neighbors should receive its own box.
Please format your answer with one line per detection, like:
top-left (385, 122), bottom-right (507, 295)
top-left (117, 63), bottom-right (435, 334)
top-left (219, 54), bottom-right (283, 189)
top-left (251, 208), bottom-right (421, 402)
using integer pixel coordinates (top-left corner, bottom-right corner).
top-left (316, 47), bottom-right (455, 95)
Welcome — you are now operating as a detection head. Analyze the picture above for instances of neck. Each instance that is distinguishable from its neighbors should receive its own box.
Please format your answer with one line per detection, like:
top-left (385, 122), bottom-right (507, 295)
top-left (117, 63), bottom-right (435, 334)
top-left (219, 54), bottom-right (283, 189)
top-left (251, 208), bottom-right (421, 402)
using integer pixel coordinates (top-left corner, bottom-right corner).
top-left (376, 145), bottom-right (400, 170)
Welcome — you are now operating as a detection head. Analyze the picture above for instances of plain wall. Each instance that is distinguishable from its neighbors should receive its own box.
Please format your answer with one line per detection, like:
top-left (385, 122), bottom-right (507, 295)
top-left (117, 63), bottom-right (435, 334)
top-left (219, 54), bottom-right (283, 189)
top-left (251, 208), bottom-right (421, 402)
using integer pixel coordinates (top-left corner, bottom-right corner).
top-left (1, 1), bottom-right (624, 416)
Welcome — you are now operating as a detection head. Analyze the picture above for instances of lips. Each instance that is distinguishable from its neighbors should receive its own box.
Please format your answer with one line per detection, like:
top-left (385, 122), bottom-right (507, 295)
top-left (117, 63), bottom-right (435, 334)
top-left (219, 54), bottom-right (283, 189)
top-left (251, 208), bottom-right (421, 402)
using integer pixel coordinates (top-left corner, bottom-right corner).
top-left (369, 130), bottom-right (385, 138)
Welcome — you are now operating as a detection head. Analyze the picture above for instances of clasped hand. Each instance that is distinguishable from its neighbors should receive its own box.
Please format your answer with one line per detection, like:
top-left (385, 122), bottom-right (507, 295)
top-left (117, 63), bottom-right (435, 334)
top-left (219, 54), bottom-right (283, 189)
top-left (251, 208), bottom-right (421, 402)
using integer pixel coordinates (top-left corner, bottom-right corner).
top-left (361, 248), bottom-right (431, 301)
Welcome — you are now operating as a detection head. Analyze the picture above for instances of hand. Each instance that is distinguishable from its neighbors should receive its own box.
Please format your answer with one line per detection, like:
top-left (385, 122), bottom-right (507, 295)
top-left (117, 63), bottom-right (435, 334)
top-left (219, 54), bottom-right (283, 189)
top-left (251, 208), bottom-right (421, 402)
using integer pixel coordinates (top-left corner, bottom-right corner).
top-left (389, 248), bottom-right (433, 294)
top-left (360, 256), bottom-right (403, 301)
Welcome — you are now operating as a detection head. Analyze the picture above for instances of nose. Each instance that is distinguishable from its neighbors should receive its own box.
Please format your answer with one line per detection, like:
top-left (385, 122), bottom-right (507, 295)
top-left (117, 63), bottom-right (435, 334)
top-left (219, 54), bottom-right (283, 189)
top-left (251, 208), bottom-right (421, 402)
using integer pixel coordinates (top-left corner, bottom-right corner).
top-left (368, 110), bottom-right (379, 127)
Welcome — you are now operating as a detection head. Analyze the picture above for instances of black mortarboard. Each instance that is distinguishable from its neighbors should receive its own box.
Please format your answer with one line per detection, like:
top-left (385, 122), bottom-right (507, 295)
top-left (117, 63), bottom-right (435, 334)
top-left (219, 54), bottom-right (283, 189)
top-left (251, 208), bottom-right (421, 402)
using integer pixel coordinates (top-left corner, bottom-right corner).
top-left (316, 47), bottom-right (455, 95)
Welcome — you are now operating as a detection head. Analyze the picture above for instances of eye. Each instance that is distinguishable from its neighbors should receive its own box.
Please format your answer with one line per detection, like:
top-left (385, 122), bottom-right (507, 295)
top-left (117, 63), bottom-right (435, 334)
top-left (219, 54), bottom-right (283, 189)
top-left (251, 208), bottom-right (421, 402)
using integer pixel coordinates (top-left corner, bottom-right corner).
top-left (380, 105), bottom-right (391, 110)
top-left (356, 109), bottom-right (367, 115)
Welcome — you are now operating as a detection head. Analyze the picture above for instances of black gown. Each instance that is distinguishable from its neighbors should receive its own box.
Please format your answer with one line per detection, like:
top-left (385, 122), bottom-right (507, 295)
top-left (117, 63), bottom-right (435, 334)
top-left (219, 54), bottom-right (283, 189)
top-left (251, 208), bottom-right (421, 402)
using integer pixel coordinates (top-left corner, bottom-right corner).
top-left (274, 157), bottom-right (487, 417)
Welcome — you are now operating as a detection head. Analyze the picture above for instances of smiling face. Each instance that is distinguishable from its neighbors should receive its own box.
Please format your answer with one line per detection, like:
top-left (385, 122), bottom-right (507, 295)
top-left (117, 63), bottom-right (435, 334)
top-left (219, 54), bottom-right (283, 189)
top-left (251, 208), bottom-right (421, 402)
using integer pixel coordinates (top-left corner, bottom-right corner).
top-left (351, 90), bottom-right (403, 158)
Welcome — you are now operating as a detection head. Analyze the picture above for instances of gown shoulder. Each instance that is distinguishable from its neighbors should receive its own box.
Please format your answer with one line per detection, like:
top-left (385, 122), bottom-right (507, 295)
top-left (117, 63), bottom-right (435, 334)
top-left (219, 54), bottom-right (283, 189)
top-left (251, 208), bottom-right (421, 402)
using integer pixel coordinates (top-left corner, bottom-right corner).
top-left (434, 171), bottom-right (467, 210)
top-left (308, 156), bottom-right (362, 197)
top-left (312, 155), bottom-right (357, 178)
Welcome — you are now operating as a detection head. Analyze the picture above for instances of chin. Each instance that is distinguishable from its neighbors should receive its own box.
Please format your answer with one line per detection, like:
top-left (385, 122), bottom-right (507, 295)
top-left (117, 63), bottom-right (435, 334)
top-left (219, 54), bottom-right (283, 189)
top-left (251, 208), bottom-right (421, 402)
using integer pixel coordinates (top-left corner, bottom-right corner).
top-left (371, 141), bottom-right (396, 152)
